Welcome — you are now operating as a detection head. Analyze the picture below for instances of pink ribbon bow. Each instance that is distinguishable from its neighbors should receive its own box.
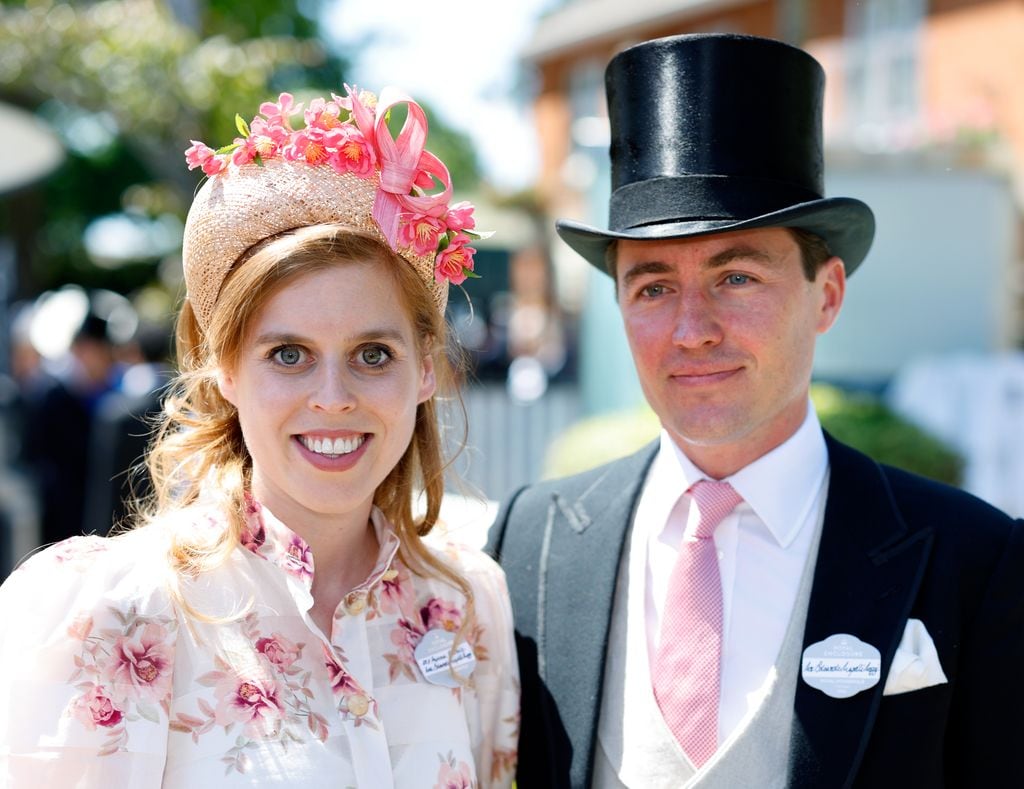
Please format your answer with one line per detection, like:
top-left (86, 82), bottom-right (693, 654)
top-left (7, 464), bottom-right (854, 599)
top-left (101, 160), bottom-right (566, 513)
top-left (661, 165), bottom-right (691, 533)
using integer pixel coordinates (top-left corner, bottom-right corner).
top-left (346, 86), bottom-right (453, 251)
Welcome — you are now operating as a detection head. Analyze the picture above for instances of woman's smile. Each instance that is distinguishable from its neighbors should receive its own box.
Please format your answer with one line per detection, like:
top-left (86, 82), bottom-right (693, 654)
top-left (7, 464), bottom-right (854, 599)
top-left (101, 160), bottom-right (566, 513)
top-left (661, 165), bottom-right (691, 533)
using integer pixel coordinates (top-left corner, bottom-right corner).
top-left (217, 261), bottom-right (436, 527)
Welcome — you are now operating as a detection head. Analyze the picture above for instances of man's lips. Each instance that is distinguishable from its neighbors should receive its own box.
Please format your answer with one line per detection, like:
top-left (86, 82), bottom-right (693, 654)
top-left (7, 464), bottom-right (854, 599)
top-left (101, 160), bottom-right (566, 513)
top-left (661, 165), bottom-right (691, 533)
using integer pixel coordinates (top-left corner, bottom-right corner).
top-left (669, 367), bottom-right (742, 385)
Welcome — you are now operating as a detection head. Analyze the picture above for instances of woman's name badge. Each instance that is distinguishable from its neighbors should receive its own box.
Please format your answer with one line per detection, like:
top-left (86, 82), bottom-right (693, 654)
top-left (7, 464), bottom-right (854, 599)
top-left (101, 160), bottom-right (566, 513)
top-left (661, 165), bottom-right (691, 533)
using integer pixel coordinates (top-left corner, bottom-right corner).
top-left (414, 628), bottom-right (476, 688)
top-left (802, 633), bottom-right (881, 699)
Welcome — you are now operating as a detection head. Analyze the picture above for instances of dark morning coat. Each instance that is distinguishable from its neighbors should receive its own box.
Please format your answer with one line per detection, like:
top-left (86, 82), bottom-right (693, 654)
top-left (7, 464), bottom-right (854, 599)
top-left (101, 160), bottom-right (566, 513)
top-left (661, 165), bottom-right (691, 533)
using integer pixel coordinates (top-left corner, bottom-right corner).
top-left (487, 433), bottom-right (1024, 789)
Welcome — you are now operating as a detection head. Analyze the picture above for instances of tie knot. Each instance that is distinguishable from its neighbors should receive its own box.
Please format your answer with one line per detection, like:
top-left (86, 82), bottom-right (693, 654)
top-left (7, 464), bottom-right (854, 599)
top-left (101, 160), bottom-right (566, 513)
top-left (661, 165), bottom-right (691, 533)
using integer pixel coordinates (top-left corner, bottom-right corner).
top-left (688, 480), bottom-right (742, 539)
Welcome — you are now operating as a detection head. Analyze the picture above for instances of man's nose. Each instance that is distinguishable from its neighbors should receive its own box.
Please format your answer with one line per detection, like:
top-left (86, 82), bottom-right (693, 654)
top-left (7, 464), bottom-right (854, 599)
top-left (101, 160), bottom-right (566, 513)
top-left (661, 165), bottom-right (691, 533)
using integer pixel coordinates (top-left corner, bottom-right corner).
top-left (671, 290), bottom-right (723, 349)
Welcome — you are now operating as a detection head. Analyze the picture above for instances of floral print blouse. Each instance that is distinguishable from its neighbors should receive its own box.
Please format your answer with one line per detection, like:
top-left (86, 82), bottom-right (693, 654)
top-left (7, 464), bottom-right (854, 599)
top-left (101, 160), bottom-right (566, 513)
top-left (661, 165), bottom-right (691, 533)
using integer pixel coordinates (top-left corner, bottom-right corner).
top-left (0, 501), bottom-right (519, 788)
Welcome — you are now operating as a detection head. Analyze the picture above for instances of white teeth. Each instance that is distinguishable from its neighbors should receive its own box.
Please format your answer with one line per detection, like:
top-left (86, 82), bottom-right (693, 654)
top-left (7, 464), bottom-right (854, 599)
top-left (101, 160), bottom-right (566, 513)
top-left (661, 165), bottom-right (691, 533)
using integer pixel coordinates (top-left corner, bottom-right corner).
top-left (301, 435), bottom-right (365, 456)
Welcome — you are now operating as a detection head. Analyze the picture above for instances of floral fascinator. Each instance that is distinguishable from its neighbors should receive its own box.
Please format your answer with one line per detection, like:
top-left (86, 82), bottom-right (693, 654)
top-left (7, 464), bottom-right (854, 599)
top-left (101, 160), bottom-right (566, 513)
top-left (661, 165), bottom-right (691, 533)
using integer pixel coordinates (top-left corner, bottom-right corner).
top-left (182, 85), bottom-right (486, 330)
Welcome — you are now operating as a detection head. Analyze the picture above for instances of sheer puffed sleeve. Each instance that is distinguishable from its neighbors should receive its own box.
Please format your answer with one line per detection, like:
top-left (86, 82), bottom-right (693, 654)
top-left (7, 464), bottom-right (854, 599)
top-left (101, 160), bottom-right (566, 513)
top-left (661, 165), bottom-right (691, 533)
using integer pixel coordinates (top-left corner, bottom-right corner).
top-left (0, 532), bottom-right (178, 787)
top-left (457, 547), bottom-right (519, 788)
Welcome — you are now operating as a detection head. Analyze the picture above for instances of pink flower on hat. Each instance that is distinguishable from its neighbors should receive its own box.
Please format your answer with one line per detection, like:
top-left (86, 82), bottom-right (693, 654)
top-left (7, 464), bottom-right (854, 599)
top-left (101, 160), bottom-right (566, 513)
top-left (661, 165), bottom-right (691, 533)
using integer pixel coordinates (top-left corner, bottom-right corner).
top-left (258, 92), bottom-right (300, 129)
top-left (329, 125), bottom-right (376, 178)
top-left (305, 96), bottom-right (344, 131)
top-left (435, 235), bottom-right (476, 286)
top-left (183, 82), bottom-right (488, 293)
top-left (400, 212), bottom-right (447, 257)
top-left (184, 141), bottom-right (226, 176)
top-left (231, 133), bottom-right (278, 167)
top-left (286, 126), bottom-right (336, 166)
top-left (251, 116), bottom-right (290, 149)
top-left (444, 201), bottom-right (476, 233)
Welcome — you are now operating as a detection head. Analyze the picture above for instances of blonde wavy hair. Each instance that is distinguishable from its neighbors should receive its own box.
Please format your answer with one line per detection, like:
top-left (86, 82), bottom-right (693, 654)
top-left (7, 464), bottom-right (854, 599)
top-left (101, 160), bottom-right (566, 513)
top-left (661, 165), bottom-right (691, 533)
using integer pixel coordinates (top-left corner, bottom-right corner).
top-left (139, 224), bottom-right (473, 627)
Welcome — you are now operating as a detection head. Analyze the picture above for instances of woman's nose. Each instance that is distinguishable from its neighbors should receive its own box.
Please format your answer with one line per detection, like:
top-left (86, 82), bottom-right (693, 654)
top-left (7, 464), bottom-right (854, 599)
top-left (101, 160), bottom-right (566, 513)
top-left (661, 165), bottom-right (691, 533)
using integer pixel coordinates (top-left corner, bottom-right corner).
top-left (308, 362), bottom-right (357, 412)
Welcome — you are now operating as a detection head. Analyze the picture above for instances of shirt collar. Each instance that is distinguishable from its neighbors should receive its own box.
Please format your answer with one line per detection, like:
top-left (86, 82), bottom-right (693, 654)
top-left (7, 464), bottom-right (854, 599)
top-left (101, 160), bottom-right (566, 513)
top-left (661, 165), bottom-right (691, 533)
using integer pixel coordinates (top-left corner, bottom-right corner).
top-left (240, 496), bottom-right (402, 592)
top-left (654, 401), bottom-right (828, 548)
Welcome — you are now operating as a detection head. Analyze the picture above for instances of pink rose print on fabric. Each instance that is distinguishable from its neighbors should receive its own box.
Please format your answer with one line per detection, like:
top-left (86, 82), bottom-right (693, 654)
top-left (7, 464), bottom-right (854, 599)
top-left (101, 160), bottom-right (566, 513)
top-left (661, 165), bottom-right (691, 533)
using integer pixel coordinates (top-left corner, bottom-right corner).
top-left (101, 622), bottom-right (174, 704)
top-left (240, 497), bottom-right (267, 554)
top-left (65, 605), bottom-right (177, 756)
top-left (322, 643), bottom-right (378, 727)
top-left (255, 633), bottom-right (302, 671)
top-left (67, 613), bottom-right (94, 641)
top-left (421, 597), bottom-right (463, 633)
top-left (240, 521), bottom-right (266, 553)
top-left (172, 638), bottom-right (332, 773)
top-left (213, 666), bottom-right (284, 738)
top-left (70, 684), bottom-right (124, 731)
top-left (283, 535), bottom-right (314, 580)
top-left (48, 536), bottom-right (109, 569)
top-left (382, 615), bottom-right (426, 682)
top-left (377, 561), bottom-right (415, 618)
top-left (434, 752), bottom-right (476, 789)
top-left (322, 643), bottom-right (363, 698)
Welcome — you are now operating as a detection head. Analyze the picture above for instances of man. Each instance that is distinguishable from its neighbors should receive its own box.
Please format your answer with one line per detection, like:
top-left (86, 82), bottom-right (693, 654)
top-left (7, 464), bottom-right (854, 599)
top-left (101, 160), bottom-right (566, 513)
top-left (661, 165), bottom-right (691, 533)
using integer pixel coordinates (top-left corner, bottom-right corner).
top-left (487, 33), bottom-right (1024, 788)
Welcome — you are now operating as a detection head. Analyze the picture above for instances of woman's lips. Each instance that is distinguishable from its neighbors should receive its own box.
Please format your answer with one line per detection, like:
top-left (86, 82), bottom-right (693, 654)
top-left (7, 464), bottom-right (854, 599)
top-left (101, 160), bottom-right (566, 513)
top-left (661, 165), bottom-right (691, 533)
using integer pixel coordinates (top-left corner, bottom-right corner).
top-left (293, 432), bottom-right (371, 471)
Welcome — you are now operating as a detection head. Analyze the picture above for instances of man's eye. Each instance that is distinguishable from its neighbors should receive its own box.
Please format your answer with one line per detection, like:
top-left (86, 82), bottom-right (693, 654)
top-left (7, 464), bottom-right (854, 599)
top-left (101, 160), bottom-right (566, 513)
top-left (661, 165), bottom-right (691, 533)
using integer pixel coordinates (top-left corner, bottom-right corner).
top-left (640, 284), bottom-right (666, 298)
top-left (725, 273), bottom-right (750, 285)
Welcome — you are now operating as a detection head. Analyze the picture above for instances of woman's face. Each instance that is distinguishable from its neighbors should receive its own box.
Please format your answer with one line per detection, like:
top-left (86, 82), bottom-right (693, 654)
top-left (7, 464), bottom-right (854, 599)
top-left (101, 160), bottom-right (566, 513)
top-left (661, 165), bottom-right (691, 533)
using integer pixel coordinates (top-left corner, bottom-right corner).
top-left (217, 260), bottom-right (436, 526)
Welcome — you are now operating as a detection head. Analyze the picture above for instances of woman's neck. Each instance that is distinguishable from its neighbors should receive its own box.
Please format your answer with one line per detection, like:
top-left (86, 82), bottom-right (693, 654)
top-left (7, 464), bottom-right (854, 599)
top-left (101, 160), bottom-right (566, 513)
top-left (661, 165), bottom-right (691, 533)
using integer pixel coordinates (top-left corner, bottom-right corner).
top-left (250, 485), bottom-right (381, 625)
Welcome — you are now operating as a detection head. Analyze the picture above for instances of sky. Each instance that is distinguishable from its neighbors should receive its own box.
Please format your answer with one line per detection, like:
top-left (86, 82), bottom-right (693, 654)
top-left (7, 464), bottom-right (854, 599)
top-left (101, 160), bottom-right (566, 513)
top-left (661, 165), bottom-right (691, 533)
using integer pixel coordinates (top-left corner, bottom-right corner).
top-left (322, 0), bottom-right (554, 191)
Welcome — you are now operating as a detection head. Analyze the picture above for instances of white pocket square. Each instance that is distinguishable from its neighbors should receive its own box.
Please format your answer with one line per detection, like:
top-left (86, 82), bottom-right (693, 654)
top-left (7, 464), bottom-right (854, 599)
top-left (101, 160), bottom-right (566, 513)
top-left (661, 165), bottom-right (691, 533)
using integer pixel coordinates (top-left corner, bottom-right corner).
top-left (882, 618), bottom-right (949, 696)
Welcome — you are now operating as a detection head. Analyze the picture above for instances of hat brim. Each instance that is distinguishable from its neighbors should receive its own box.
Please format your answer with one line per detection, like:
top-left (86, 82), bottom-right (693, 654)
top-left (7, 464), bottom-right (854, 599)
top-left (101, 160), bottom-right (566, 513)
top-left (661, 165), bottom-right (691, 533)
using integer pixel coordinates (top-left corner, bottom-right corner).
top-left (556, 196), bottom-right (875, 277)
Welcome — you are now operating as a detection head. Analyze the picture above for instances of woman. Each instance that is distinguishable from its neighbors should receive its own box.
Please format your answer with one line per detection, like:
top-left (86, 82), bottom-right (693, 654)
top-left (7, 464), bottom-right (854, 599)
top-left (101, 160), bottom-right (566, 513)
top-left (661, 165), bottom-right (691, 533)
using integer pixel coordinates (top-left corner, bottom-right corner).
top-left (0, 86), bottom-right (518, 787)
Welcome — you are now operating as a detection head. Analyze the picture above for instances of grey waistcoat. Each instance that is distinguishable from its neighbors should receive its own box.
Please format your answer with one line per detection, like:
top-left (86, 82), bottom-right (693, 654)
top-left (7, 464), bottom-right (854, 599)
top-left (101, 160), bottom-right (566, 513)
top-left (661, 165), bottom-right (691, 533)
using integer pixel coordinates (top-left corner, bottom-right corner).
top-left (593, 483), bottom-right (826, 788)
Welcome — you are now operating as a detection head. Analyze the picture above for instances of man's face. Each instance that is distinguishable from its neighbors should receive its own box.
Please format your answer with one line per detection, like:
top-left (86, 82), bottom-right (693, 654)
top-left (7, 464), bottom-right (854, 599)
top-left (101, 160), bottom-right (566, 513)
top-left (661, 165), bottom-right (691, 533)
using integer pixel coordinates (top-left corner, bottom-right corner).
top-left (616, 227), bottom-right (845, 476)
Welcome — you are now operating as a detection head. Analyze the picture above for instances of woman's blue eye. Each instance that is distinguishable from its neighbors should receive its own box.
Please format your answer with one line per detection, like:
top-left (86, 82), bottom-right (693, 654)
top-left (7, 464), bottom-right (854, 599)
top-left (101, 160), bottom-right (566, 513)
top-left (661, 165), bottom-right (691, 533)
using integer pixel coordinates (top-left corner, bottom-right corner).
top-left (275, 346), bottom-right (303, 365)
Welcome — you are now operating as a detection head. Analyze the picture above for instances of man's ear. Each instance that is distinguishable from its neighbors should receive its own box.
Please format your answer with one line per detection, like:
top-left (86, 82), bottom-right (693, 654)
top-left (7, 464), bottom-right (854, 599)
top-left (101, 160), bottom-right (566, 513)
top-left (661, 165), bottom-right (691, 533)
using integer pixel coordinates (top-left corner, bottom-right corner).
top-left (815, 256), bottom-right (846, 335)
top-left (216, 366), bottom-right (238, 407)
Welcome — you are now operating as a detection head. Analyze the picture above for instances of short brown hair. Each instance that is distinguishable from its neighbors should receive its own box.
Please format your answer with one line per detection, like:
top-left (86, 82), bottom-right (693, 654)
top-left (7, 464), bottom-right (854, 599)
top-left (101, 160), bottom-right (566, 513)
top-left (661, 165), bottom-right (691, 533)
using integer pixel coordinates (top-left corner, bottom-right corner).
top-left (789, 227), bottom-right (833, 281)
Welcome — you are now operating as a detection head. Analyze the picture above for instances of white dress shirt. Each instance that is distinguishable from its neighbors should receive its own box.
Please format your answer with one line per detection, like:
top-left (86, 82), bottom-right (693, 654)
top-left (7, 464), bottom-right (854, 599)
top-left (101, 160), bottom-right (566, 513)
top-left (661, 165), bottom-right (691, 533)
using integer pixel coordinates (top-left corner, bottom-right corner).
top-left (638, 403), bottom-right (829, 744)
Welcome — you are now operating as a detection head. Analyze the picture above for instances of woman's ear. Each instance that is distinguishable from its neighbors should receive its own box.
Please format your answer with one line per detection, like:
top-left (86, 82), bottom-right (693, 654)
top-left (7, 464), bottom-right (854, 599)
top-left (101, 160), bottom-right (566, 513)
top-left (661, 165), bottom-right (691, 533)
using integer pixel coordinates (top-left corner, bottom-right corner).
top-left (216, 367), bottom-right (238, 407)
top-left (417, 352), bottom-right (437, 405)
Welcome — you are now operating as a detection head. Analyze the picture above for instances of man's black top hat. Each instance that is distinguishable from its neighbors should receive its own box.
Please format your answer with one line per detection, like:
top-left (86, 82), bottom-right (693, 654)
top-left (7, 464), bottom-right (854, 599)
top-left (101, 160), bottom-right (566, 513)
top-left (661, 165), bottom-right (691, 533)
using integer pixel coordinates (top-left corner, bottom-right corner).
top-left (556, 33), bottom-right (875, 275)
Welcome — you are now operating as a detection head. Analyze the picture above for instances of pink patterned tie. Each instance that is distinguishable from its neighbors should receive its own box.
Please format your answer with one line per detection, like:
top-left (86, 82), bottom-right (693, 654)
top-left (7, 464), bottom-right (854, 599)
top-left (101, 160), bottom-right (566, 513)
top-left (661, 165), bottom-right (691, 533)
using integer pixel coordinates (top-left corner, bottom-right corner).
top-left (652, 479), bottom-right (742, 767)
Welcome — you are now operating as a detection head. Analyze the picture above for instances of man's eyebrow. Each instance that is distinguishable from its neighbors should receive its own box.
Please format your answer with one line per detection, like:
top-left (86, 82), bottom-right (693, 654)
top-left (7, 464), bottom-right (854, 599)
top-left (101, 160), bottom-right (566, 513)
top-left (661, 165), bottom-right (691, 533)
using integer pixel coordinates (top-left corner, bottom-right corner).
top-left (619, 245), bottom-right (777, 287)
top-left (620, 260), bottom-right (673, 287)
top-left (706, 245), bottom-right (775, 268)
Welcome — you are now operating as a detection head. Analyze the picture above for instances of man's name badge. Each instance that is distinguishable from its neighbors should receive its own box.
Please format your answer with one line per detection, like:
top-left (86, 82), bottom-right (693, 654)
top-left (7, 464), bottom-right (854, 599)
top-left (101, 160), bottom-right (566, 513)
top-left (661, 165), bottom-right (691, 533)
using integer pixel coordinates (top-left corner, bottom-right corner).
top-left (414, 628), bottom-right (476, 688)
top-left (801, 633), bottom-right (881, 699)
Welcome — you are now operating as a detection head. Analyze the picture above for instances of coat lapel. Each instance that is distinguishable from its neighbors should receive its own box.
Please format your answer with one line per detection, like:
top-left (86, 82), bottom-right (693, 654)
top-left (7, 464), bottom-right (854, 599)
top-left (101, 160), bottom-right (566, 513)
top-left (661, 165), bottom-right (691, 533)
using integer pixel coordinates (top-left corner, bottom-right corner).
top-left (788, 434), bottom-right (934, 789)
top-left (539, 444), bottom-right (656, 787)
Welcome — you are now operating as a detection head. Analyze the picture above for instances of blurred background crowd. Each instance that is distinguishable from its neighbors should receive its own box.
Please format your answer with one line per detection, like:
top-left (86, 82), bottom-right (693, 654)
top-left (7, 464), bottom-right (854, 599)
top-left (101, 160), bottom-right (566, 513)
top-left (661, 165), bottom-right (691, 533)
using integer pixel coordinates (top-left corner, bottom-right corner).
top-left (2, 0), bottom-right (1024, 577)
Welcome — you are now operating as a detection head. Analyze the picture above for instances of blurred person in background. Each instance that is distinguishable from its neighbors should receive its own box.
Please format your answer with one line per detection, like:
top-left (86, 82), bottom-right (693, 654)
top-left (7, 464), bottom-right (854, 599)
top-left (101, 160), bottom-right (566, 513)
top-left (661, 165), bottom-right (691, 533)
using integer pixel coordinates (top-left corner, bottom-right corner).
top-left (83, 317), bottom-right (175, 535)
top-left (16, 287), bottom-right (136, 546)
top-left (488, 33), bottom-right (1024, 788)
top-left (0, 85), bottom-right (517, 786)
